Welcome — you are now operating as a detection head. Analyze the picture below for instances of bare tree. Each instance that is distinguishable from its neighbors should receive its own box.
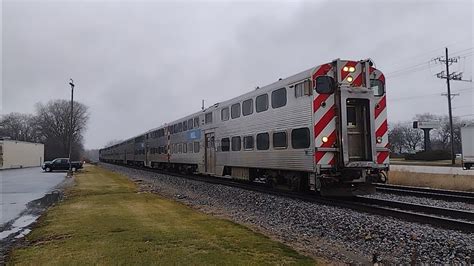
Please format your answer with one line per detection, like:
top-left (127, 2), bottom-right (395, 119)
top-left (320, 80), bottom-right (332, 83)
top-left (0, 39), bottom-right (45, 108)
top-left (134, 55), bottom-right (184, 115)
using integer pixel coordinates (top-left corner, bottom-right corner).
top-left (34, 99), bottom-right (89, 160)
top-left (0, 113), bottom-right (40, 142)
top-left (388, 123), bottom-right (405, 154)
top-left (401, 126), bottom-right (423, 152)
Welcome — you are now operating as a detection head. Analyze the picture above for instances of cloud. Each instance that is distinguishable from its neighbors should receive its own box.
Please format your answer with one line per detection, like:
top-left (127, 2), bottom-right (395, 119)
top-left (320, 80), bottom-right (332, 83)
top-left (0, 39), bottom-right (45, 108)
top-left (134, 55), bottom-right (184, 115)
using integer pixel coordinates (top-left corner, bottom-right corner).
top-left (2, 0), bottom-right (472, 149)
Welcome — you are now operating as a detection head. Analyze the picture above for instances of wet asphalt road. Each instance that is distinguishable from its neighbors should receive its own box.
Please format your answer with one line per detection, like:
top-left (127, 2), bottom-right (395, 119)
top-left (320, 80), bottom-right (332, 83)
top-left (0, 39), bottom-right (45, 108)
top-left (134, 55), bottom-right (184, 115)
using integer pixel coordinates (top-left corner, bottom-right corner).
top-left (0, 167), bottom-right (65, 226)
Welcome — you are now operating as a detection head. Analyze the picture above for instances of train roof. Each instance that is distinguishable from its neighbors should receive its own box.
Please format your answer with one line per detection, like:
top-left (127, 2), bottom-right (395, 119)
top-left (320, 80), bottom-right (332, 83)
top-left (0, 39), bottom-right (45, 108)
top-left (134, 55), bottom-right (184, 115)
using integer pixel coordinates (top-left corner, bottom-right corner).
top-left (103, 59), bottom-right (383, 149)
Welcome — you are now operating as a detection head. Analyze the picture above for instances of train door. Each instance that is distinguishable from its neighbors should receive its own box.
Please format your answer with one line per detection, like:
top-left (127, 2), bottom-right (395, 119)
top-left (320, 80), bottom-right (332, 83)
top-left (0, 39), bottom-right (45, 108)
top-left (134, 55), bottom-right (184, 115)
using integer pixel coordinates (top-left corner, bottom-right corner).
top-left (205, 132), bottom-right (216, 174)
top-left (346, 99), bottom-right (372, 161)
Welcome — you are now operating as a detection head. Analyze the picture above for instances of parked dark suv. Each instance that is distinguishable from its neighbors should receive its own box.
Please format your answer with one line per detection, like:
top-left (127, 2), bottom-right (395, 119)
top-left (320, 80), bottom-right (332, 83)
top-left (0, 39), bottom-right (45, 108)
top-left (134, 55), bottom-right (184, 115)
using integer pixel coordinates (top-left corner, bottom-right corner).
top-left (42, 158), bottom-right (83, 172)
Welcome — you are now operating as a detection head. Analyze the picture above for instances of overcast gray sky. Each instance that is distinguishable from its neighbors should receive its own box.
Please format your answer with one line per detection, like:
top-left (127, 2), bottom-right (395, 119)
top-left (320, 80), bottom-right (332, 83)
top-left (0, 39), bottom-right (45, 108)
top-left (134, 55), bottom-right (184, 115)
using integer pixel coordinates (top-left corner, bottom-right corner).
top-left (2, 0), bottom-right (473, 149)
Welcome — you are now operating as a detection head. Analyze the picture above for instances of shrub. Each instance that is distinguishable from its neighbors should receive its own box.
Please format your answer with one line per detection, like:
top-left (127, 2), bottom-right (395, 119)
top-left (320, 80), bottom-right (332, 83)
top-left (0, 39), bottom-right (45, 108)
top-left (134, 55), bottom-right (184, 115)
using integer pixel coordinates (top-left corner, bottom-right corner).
top-left (405, 150), bottom-right (451, 161)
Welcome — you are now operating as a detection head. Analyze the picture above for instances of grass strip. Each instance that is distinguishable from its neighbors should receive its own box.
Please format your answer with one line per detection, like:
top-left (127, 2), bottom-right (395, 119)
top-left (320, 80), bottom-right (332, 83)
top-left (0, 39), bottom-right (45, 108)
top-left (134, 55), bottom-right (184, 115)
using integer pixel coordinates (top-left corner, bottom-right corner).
top-left (9, 166), bottom-right (316, 265)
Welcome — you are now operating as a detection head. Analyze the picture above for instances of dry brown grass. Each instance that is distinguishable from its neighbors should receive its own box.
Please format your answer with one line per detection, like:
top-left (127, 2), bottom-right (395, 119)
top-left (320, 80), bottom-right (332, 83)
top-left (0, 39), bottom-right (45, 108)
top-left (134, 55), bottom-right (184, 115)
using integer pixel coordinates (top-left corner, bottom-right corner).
top-left (388, 171), bottom-right (474, 191)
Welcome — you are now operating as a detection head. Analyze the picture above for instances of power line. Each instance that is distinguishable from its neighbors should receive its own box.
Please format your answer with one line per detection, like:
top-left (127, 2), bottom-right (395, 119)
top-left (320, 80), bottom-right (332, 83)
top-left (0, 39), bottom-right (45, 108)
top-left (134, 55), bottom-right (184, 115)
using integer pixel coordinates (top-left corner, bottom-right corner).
top-left (452, 105), bottom-right (474, 110)
top-left (390, 92), bottom-right (444, 102)
top-left (450, 47), bottom-right (473, 56)
top-left (382, 39), bottom-right (472, 70)
top-left (456, 113), bottom-right (474, 117)
top-left (385, 47), bottom-right (472, 79)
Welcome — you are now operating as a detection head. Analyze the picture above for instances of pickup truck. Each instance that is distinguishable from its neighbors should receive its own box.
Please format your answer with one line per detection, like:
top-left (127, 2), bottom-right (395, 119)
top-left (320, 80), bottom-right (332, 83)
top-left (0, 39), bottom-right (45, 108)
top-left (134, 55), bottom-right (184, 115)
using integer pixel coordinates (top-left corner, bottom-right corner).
top-left (42, 158), bottom-right (83, 172)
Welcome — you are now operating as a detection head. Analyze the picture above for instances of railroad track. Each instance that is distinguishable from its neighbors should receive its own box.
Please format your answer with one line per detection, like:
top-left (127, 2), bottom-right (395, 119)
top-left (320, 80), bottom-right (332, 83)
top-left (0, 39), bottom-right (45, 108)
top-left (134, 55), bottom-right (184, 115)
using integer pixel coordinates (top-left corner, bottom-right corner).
top-left (375, 183), bottom-right (474, 204)
top-left (105, 163), bottom-right (474, 233)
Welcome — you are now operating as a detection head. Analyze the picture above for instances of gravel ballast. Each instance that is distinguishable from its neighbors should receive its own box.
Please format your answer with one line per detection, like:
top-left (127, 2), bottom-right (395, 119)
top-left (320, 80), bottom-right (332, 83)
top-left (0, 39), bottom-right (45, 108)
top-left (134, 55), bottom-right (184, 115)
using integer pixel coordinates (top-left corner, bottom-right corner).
top-left (102, 164), bottom-right (473, 264)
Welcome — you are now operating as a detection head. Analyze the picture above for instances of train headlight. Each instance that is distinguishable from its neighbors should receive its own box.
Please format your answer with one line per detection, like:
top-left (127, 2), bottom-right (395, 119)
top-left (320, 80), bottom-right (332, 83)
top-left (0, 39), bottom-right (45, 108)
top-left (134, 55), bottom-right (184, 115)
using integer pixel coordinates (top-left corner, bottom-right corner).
top-left (349, 66), bottom-right (356, 72)
top-left (343, 66), bottom-right (349, 72)
top-left (322, 136), bottom-right (329, 143)
top-left (347, 76), bottom-right (353, 82)
top-left (376, 136), bottom-right (383, 143)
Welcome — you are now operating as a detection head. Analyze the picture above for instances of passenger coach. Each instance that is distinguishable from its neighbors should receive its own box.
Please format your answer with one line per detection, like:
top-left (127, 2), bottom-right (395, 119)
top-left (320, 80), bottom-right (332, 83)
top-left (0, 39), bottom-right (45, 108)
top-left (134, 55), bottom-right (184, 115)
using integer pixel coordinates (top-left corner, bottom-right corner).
top-left (100, 59), bottom-right (388, 196)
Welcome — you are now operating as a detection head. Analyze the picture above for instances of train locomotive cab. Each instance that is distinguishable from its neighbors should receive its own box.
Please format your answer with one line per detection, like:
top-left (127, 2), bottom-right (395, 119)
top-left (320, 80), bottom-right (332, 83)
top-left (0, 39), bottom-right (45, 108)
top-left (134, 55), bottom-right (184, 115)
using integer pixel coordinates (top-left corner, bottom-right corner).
top-left (311, 59), bottom-right (388, 196)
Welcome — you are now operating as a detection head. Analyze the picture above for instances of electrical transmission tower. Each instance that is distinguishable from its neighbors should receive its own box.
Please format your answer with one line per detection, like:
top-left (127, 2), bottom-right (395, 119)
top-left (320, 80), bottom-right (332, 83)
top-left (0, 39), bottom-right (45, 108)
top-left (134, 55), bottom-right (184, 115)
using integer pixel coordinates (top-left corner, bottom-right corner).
top-left (434, 47), bottom-right (472, 165)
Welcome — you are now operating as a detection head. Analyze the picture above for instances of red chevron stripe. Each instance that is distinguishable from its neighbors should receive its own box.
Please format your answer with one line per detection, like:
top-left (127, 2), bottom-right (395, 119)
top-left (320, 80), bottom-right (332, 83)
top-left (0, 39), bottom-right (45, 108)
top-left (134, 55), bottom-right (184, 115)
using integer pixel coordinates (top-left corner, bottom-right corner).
top-left (374, 95), bottom-right (386, 119)
top-left (379, 73), bottom-right (385, 83)
top-left (313, 94), bottom-right (331, 113)
top-left (352, 73), bottom-right (363, 87)
top-left (377, 151), bottom-right (389, 164)
top-left (328, 156), bottom-right (336, 166)
top-left (312, 63), bottom-right (332, 81)
top-left (320, 130), bottom-right (337, 148)
top-left (376, 120), bottom-right (388, 137)
top-left (316, 131), bottom-right (336, 164)
top-left (314, 105), bottom-right (336, 136)
top-left (315, 151), bottom-right (325, 163)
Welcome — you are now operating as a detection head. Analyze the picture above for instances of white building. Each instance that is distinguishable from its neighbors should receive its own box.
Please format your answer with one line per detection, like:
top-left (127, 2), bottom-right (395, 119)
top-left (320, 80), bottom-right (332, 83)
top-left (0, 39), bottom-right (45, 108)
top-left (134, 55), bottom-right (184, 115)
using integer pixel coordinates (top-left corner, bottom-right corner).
top-left (0, 139), bottom-right (45, 169)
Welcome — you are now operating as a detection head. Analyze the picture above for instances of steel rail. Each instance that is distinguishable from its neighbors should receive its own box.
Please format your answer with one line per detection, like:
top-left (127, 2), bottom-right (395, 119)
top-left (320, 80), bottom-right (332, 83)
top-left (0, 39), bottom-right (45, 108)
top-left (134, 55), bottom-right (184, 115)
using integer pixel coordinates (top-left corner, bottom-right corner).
top-left (375, 183), bottom-right (474, 204)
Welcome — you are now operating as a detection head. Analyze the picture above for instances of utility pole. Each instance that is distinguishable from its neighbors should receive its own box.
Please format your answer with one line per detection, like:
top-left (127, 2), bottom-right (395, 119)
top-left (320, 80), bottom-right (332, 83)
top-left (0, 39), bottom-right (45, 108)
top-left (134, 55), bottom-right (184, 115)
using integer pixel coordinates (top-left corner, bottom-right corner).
top-left (444, 48), bottom-right (455, 165)
top-left (68, 79), bottom-right (75, 176)
top-left (434, 48), bottom-right (468, 165)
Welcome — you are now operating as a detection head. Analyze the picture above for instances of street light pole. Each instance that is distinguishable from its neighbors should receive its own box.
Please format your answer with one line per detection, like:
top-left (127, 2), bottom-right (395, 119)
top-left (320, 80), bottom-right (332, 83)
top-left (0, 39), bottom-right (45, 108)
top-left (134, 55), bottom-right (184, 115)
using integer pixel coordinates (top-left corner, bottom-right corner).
top-left (68, 79), bottom-right (75, 176)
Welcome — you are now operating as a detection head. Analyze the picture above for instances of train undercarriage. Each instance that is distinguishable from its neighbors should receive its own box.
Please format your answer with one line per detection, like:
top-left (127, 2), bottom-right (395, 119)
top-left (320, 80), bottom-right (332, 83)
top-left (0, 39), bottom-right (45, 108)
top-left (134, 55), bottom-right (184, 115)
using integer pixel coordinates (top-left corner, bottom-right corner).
top-left (100, 159), bottom-right (385, 197)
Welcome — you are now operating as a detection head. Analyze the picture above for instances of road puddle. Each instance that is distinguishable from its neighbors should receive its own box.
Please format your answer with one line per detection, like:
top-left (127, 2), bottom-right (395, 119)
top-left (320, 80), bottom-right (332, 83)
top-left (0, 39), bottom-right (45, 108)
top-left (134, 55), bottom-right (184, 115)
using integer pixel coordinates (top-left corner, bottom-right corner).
top-left (0, 215), bottom-right (38, 240)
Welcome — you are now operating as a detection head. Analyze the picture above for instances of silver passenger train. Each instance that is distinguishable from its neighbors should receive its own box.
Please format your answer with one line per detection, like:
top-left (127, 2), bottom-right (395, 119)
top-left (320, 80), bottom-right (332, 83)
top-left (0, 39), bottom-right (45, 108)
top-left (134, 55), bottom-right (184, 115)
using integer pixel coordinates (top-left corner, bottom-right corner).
top-left (100, 59), bottom-right (389, 196)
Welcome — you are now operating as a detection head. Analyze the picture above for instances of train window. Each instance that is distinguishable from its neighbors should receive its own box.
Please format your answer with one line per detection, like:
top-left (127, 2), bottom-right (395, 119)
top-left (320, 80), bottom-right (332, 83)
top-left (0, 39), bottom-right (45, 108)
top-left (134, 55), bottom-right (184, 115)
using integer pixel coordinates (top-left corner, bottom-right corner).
top-left (188, 119), bottom-right (194, 130)
top-left (370, 79), bottom-right (385, 96)
top-left (221, 107), bottom-right (229, 121)
top-left (205, 112), bottom-right (213, 124)
top-left (243, 136), bottom-right (254, 150)
top-left (173, 124), bottom-right (178, 133)
top-left (347, 106), bottom-right (357, 127)
top-left (188, 142), bottom-right (193, 153)
top-left (273, 132), bottom-right (287, 148)
top-left (292, 128), bottom-right (310, 149)
top-left (231, 103), bottom-right (241, 119)
top-left (194, 117), bottom-right (200, 128)
top-left (231, 136), bottom-right (241, 151)
top-left (295, 80), bottom-right (312, 98)
top-left (256, 94), bottom-right (268, 113)
top-left (242, 99), bottom-right (253, 116)
top-left (257, 133), bottom-right (269, 150)
top-left (183, 142), bottom-right (187, 153)
top-left (221, 138), bottom-right (230, 152)
top-left (177, 123), bottom-right (183, 132)
top-left (183, 121), bottom-right (187, 131)
top-left (272, 88), bottom-right (287, 108)
top-left (194, 142), bottom-right (200, 153)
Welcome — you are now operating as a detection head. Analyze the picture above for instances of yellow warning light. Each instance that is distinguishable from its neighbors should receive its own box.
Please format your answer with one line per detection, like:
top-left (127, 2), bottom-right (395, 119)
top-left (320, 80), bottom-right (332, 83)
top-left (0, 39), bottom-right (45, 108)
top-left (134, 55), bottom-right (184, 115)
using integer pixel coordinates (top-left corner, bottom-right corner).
top-left (349, 66), bottom-right (356, 72)
top-left (347, 76), bottom-right (353, 82)
top-left (343, 66), bottom-right (349, 72)
top-left (322, 136), bottom-right (329, 143)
